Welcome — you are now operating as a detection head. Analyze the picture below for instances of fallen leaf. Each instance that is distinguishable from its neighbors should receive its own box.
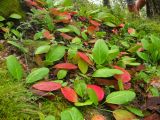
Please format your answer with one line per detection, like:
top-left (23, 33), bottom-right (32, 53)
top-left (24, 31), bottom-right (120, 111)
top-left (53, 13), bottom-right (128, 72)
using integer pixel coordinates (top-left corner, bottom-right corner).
top-left (87, 84), bottom-right (104, 101)
top-left (61, 87), bottom-right (78, 102)
top-left (54, 63), bottom-right (78, 70)
top-left (32, 81), bottom-right (62, 91)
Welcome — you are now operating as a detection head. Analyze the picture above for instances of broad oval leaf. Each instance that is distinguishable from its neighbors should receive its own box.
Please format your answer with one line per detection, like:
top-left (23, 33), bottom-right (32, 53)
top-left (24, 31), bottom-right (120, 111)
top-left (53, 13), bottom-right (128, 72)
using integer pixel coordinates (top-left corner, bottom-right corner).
top-left (35, 45), bottom-right (50, 54)
top-left (54, 63), bottom-right (77, 70)
top-left (32, 81), bottom-right (62, 91)
top-left (61, 87), bottom-right (78, 102)
top-left (78, 59), bottom-right (88, 74)
top-left (87, 84), bottom-right (104, 101)
top-left (26, 67), bottom-right (49, 83)
top-left (0, 16), bottom-right (5, 21)
top-left (113, 109), bottom-right (137, 120)
top-left (74, 80), bottom-right (87, 97)
top-left (125, 106), bottom-right (144, 117)
top-left (113, 66), bottom-right (131, 83)
top-left (93, 68), bottom-right (123, 78)
top-left (77, 52), bottom-right (93, 65)
top-left (61, 107), bottom-right (84, 120)
top-left (106, 90), bottom-right (136, 104)
top-left (45, 115), bottom-right (55, 120)
top-left (6, 55), bottom-right (24, 81)
top-left (89, 20), bottom-right (101, 27)
top-left (87, 88), bottom-right (98, 105)
top-left (91, 114), bottom-right (106, 120)
top-left (92, 39), bottom-right (108, 64)
top-left (45, 45), bottom-right (66, 64)
top-left (9, 13), bottom-right (22, 19)
top-left (57, 70), bottom-right (68, 79)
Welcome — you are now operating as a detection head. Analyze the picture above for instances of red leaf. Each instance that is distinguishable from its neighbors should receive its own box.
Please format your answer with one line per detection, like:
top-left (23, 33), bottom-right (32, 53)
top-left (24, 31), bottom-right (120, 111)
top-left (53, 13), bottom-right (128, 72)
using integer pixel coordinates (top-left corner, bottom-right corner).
top-left (43, 30), bottom-right (53, 40)
top-left (113, 66), bottom-right (131, 83)
top-left (118, 23), bottom-right (125, 28)
top-left (61, 87), bottom-right (78, 102)
top-left (79, 16), bottom-right (87, 21)
top-left (124, 82), bottom-right (131, 90)
top-left (89, 20), bottom-right (101, 27)
top-left (128, 28), bottom-right (135, 34)
top-left (60, 33), bottom-right (73, 40)
top-left (87, 84), bottom-right (104, 101)
top-left (77, 52), bottom-right (93, 65)
top-left (54, 63), bottom-right (77, 70)
top-left (91, 114), bottom-right (106, 120)
top-left (32, 81), bottom-right (62, 92)
top-left (87, 26), bottom-right (99, 34)
top-left (112, 28), bottom-right (118, 34)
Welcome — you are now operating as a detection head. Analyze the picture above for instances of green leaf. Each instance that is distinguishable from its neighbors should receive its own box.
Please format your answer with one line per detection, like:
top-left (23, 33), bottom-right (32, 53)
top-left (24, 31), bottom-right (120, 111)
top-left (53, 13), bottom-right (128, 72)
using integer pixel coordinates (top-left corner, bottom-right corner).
top-left (150, 86), bottom-right (159, 97)
top-left (44, 14), bottom-right (55, 31)
top-left (78, 59), bottom-right (88, 74)
top-left (67, 25), bottom-right (80, 35)
top-left (6, 55), bottom-right (23, 81)
top-left (74, 100), bottom-right (93, 106)
top-left (7, 41), bottom-right (28, 53)
top-left (104, 22), bottom-right (116, 27)
top-left (26, 67), bottom-right (49, 83)
top-left (57, 70), bottom-right (68, 79)
top-left (45, 115), bottom-right (55, 120)
top-left (45, 45), bottom-right (66, 64)
top-left (35, 45), bottom-right (50, 54)
top-left (0, 16), bottom-right (5, 21)
top-left (137, 52), bottom-right (148, 61)
top-left (106, 91), bottom-right (136, 104)
top-left (92, 39), bottom-right (108, 64)
top-left (81, 31), bottom-right (88, 40)
top-left (74, 80), bottom-right (87, 97)
top-left (61, 107), bottom-right (84, 120)
top-left (9, 13), bottom-right (22, 19)
top-left (87, 88), bottom-right (98, 105)
top-left (62, 0), bottom-right (73, 6)
top-left (125, 106), bottom-right (144, 117)
top-left (93, 68), bottom-right (123, 78)
top-left (57, 28), bottom-right (71, 33)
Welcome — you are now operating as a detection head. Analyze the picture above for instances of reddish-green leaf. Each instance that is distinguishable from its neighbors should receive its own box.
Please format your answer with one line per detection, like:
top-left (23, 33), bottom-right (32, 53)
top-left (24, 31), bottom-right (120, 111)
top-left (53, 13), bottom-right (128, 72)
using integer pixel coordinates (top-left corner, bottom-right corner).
top-left (77, 52), bottom-right (93, 65)
top-left (128, 28), bottom-right (135, 35)
top-left (113, 66), bottom-right (131, 83)
top-left (43, 30), bottom-right (53, 40)
top-left (87, 26), bottom-right (99, 34)
top-left (60, 33), bottom-right (73, 40)
top-left (91, 114), bottom-right (106, 120)
top-left (54, 63), bottom-right (77, 70)
top-left (32, 81), bottom-right (62, 91)
top-left (87, 84), bottom-right (104, 101)
top-left (89, 20), bottom-right (101, 27)
top-left (61, 87), bottom-right (78, 102)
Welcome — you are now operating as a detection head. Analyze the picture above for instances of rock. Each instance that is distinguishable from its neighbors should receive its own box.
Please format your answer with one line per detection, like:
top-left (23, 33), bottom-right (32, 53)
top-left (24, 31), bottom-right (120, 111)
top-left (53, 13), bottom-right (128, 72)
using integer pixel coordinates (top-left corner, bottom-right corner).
top-left (0, 0), bottom-right (25, 18)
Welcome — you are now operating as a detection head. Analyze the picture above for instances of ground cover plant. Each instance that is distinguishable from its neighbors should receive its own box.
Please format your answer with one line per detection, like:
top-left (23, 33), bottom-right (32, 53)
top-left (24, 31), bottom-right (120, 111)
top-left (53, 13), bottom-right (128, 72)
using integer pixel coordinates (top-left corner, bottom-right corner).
top-left (0, 0), bottom-right (160, 120)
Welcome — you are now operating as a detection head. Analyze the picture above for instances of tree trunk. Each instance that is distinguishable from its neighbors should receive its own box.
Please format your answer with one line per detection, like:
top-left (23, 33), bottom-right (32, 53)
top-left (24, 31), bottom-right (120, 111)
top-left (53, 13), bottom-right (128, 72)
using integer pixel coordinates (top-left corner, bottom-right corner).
top-left (146, 0), bottom-right (160, 17)
top-left (103, 0), bottom-right (111, 8)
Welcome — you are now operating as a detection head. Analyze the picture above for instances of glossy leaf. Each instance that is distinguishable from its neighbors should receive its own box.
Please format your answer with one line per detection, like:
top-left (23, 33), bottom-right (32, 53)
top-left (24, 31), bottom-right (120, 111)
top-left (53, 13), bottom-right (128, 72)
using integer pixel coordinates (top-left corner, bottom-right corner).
top-left (35, 45), bottom-right (50, 54)
top-left (113, 66), bottom-right (131, 83)
top-left (78, 59), bottom-right (88, 74)
top-left (32, 81), bottom-right (62, 92)
top-left (61, 107), bottom-right (84, 120)
top-left (57, 70), bottom-right (68, 79)
top-left (45, 45), bottom-right (66, 64)
top-left (92, 39), bottom-right (108, 64)
top-left (74, 80), bottom-right (87, 97)
top-left (61, 87), bottom-right (78, 102)
top-left (54, 63), bottom-right (77, 70)
top-left (26, 67), bottom-right (49, 83)
top-left (113, 109), bottom-right (137, 120)
top-left (87, 88), bottom-right (98, 105)
top-left (93, 68), bottom-right (123, 78)
top-left (6, 55), bottom-right (24, 81)
top-left (87, 84), bottom-right (104, 101)
top-left (77, 52), bottom-right (93, 65)
top-left (106, 90), bottom-right (136, 104)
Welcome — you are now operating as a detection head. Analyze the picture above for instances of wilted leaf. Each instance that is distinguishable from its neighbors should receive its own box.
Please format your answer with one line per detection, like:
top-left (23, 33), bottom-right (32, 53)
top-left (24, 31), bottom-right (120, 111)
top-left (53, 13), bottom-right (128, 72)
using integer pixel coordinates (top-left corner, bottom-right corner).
top-left (6, 55), bottom-right (24, 81)
top-left (93, 68), bottom-right (123, 78)
top-left (26, 67), bottom-right (49, 83)
top-left (54, 63), bottom-right (77, 70)
top-left (32, 81), bottom-right (62, 91)
top-left (113, 109), bottom-right (137, 120)
top-left (113, 66), bottom-right (131, 83)
top-left (87, 84), bottom-right (104, 101)
top-left (92, 39), bottom-right (108, 64)
top-left (61, 107), bottom-right (83, 120)
top-left (106, 90), bottom-right (136, 104)
top-left (61, 87), bottom-right (78, 102)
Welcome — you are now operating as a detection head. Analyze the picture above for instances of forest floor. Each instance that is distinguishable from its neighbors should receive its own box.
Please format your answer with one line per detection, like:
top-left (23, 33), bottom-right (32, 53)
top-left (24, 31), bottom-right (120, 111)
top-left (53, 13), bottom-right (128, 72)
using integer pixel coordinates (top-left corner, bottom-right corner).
top-left (0, 1), bottom-right (160, 120)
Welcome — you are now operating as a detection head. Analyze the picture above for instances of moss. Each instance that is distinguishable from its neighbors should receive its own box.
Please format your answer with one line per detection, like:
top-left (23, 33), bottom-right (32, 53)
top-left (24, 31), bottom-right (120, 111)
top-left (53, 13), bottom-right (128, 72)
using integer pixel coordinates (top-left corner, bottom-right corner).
top-left (0, 0), bottom-right (25, 18)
